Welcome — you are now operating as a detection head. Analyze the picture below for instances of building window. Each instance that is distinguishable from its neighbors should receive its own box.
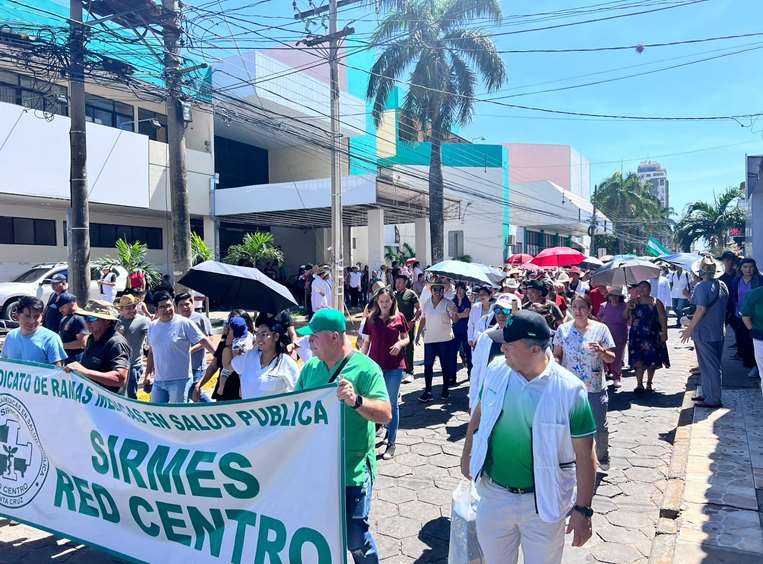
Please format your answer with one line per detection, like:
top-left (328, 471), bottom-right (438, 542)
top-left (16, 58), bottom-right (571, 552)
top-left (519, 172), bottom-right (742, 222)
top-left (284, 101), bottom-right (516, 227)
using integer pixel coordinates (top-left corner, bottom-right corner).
top-left (525, 229), bottom-right (542, 255)
top-left (0, 70), bottom-right (68, 116)
top-left (448, 230), bottom-right (464, 257)
top-left (85, 94), bottom-right (133, 131)
top-left (138, 107), bottom-right (167, 142)
top-left (64, 222), bottom-right (162, 249)
top-left (0, 216), bottom-right (56, 245)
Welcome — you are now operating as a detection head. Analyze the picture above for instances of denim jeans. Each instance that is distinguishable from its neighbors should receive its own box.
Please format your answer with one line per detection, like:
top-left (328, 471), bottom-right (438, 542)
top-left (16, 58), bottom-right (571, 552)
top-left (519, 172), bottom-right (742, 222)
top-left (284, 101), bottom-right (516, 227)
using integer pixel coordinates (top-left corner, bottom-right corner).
top-left (382, 369), bottom-right (403, 444)
top-left (671, 298), bottom-right (688, 323)
top-left (125, 363), bottom-right (142, 399)
top-left (423, 340), bottom-right (455, 393)
top-left (188, 366), bottom-right (211, 402)
top-left (346, 470), bottom-right (379, 563)
top-left (151, 378), bottom-right (192, 404)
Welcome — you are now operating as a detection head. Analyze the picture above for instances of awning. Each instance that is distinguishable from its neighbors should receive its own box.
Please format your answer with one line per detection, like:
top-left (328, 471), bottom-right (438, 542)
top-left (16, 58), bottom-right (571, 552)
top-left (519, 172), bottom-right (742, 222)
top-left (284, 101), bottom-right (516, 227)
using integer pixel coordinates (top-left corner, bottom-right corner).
top-left (214, 173), bottom-right (461, 228)
top-left (510, 180), bottom-right (612, 236)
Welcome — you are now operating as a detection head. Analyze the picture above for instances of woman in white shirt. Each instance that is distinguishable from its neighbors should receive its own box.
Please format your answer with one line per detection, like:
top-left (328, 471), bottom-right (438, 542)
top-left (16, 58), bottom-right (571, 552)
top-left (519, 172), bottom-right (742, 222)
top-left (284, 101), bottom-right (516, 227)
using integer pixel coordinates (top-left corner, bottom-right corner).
top-left (230, 314), bottom-right (299, 399)
top-left (467, 285), bottom-right (494, 349)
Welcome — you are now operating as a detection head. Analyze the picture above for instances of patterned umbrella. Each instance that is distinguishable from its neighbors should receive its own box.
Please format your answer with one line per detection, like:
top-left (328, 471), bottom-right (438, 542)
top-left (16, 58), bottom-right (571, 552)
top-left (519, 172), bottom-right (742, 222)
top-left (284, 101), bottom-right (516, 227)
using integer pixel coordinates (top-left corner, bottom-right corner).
top-left (590, 257), bottom-right (661, 288)
top-left (530, 247), bottom-right (586, 268)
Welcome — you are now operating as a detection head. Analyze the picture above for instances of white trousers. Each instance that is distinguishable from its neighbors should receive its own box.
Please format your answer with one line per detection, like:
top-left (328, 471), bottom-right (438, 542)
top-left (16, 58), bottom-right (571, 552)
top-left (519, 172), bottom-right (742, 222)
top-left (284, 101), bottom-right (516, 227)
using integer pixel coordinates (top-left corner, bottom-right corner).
top-left (753, 339), bottom-right (763, 399)
top-left (475, 477), bottom-right (565, 564)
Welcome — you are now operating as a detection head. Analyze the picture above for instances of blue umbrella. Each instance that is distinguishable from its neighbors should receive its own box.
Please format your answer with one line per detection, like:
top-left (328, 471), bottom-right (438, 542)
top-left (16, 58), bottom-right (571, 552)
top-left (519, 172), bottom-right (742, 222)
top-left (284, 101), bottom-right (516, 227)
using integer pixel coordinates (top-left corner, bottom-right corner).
top-left (426, 260), bottom-right (493, 285)
top-left (657, 252), bottom-right (703, 272)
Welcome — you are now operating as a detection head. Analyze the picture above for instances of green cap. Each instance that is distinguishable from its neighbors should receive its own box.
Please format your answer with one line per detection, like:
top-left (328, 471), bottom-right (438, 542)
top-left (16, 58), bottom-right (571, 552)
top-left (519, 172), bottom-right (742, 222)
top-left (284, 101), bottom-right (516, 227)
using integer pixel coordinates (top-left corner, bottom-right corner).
top-left (296, 308), bottom-right (346, 336)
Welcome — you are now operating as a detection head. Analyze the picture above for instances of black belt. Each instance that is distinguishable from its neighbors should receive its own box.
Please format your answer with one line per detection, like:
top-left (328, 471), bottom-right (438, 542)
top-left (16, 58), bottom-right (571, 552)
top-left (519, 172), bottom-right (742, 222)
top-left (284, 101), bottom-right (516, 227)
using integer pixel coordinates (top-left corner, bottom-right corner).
top-left (487, 476), bottom-right (534, 494)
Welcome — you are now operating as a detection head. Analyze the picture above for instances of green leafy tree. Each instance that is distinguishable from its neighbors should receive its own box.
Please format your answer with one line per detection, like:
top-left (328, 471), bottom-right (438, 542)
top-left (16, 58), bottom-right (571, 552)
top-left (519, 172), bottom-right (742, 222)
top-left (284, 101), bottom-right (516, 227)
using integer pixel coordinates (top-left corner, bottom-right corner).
top-left (224, 232), bottom-right (284, 267)
top-left (674, 187), bottom-right (745, 253)
top-left (593, 172), bottom-right (673, 254)
top-left (93, 238), bottom-right (160, 288)
top-left (384, 242), bottom-right (416, 264)
top-left (367, 0), bottom-right (506, 263)
top-left (191, 232), bottom-right (213, 266)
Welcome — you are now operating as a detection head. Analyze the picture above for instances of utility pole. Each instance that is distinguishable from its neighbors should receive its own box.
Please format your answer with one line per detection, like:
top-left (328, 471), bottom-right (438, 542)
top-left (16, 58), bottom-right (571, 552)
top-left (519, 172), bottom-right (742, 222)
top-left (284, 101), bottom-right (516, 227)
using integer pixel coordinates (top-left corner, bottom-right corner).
top-left (162, 0), bottom-right (191, 282)
top-left (295, 1), bottom-right (359, 310)
top-left (68, 0), bottom-right (90, 306)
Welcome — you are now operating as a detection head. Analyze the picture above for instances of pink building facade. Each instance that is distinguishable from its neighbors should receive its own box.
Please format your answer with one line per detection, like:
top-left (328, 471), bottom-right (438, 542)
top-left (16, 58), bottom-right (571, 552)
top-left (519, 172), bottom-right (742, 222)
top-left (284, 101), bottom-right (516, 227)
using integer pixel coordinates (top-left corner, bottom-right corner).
top-left (504, 143), bottom-right (591, 200)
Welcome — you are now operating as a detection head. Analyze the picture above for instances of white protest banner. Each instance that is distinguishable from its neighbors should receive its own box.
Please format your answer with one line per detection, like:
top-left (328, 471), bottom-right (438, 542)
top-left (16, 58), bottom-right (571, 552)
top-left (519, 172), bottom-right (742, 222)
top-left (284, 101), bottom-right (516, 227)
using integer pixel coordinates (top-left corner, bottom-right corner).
top-left (0, 359), bottom-right (345, 564)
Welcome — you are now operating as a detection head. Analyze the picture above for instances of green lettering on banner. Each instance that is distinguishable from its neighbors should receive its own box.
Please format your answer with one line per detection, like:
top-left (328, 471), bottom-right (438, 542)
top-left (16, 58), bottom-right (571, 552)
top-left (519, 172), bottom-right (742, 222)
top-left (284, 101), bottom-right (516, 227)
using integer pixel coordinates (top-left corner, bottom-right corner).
top-left (147, 446), bottom-right (189, 494)
top-left (106, 434), bottom-right (120, 480)
top-left (266, 405), bottom-right (281, 426)
top-left (92, 482), bottom-right (120, 523)
top-left (90, 430), bottom-right (108, 475)
top-left (156, 501), bottom-right (192, 547)
top-left (73, 476), bottom-right (99, 518)
top-left (188, 506), bottom-right (225, 557)
top-left (186, 451), bottom-right (221, 498)
top-left (119, 438), bottom-right (149, 488)
top-left (50, 377), bottom-right (60, 397)
top-left (255, 515), bottom-right (287, 564)
top-left (129, 496), bottom-right (160, 537)
top-left (297, 401), bottom-right (312, 425)
top-left (236, 410), bottom-right (253, 426)
top-left (53, 468), bottom-right (75, 510)
top-left (225, 508), bottom-right (258, 564)
top-left (220, 452), bottom-right (260, 499)
top-left (314, 401), bottom-right (329, 425)
top-left (289, 527), bottom-right (333, 564)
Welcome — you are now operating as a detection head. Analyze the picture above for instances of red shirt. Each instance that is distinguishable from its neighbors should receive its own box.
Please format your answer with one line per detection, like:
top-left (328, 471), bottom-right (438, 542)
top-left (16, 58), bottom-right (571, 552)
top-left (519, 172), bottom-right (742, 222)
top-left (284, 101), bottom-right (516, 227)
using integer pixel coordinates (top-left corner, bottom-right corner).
top-left (128, 271), bottom-right (144, 290)
top-left (555, 294), bottom-right (568, 314)
top-left (362, 313), bottom-right (407, 370)
top-left (590, 287), bottom-right (606, 317)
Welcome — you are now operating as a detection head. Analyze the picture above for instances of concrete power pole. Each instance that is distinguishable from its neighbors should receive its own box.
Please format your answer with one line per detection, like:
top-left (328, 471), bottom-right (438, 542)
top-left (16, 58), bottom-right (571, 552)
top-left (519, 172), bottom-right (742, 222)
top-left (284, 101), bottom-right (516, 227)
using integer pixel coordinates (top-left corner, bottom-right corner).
top-left (68, 0), bottom-right (90, 306)
top-left (327, 0), bottom-right (344, 309)
top-left (162, 0), bottom-right (191, 282)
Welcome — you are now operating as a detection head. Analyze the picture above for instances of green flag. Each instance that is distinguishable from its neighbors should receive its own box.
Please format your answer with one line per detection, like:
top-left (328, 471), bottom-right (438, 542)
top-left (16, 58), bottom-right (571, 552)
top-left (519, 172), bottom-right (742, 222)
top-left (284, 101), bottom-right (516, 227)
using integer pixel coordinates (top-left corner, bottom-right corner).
top-left (646, 237), bottom-right (669, 257)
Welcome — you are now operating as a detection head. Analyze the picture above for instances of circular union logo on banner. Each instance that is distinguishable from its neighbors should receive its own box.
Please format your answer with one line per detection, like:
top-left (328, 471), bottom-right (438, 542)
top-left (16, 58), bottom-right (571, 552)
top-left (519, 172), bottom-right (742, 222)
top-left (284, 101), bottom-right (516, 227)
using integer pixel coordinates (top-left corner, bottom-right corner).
top-left (0, 393), bottom-right (49, 508)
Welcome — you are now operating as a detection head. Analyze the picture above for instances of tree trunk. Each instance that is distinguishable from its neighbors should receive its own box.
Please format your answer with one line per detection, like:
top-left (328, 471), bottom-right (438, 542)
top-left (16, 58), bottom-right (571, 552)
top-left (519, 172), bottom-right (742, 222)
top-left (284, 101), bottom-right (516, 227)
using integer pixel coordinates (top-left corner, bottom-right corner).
top-left (429, 133), bottom-right (444, 264)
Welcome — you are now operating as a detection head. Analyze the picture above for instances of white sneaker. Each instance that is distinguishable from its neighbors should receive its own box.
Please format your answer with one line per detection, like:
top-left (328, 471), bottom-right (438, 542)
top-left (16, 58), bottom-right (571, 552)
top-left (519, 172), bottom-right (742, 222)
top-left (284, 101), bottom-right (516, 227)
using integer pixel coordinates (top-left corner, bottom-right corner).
top-left (402, 374), bottom-right (414, 384)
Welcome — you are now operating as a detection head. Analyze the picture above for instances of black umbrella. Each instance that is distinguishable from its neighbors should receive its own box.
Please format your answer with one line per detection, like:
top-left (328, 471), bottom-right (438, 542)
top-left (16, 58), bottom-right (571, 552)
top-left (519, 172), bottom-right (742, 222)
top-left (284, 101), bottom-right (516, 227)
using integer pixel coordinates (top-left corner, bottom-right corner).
top-left (178, 261), bottom-right (297, 313)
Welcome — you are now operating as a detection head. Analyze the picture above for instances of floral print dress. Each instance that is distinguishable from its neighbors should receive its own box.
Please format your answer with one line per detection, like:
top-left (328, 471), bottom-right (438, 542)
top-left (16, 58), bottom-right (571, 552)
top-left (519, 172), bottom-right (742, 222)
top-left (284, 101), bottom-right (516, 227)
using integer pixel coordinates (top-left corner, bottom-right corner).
top-left (628, 302), bottom-right (670, 369)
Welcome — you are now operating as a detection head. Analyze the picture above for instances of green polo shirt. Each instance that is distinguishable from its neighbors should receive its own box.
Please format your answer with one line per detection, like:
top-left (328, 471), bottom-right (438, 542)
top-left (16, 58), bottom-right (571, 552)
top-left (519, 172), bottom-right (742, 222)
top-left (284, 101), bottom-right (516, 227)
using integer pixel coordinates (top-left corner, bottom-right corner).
top-left (484, 366), bottom-right (596, 489)
top-left (742, 286), bottom-right (763, 340)
top-left (294, 352), bottom-right (389, 487)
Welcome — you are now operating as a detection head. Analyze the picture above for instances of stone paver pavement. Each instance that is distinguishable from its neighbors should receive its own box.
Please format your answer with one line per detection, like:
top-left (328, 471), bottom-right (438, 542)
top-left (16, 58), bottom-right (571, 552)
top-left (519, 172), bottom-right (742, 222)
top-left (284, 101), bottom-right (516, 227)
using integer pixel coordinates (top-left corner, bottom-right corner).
top-left (0, 329), bottom-right (697, 563)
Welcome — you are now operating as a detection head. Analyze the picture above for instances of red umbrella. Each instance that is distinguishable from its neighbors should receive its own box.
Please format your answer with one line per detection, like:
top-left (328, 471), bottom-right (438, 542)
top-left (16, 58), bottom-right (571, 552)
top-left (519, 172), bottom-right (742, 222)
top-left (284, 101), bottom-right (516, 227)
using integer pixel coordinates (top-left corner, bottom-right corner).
top-left (530, 247), bottom-right (586, 268)
top-left (519, 262), bottom-right (542, 272)
top-left (506, 253), bottom-right (533, 265)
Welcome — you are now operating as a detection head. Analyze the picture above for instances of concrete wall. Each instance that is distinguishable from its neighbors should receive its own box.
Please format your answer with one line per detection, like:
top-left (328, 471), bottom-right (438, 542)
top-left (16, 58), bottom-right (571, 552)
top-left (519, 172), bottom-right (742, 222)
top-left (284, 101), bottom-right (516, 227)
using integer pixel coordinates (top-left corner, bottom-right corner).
top-left (267, 141), bottom-right (350, 183)
top-left (0, 199), bottom-right (173, 281)
top-left (270, 226), bottom-right (318, 273)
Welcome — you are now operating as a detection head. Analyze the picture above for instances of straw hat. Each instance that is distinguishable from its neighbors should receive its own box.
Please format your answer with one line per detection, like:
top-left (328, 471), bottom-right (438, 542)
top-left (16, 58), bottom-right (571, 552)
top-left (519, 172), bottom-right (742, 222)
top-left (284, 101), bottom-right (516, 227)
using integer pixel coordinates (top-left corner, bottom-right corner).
top-left (79, 300), bottom-right (119, 321)
top-left (117, 294), bottom-right (140, 307)
top-left (691, 255), bottom-right (723, 279)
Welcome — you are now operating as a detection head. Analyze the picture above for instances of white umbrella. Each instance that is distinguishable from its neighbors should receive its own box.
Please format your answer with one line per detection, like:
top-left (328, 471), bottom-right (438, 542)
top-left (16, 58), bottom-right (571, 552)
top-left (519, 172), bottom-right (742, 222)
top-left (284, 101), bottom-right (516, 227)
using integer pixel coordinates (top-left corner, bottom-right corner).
top-left (590, 257), bottom-right (661, 288)
top-left (426, 260), bottom-right (493, 285)
top-left (580, 256), bottom-right (604, 269)
top-left (476, 263), bottom-right (504, 286)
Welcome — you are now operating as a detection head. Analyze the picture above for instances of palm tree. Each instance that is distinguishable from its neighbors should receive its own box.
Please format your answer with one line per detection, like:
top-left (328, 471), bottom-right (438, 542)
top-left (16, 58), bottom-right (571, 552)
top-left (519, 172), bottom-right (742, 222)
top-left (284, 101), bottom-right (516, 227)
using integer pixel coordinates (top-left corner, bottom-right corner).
top-left (593, 172), bottom-right (673, 253)
top-left (191, 232), bottom-right (213, 266)
top-left (224, 232), bottom-right (284, 267)
top-left (367, 0), bottom-right (506, 263)
top-left (674, 187), bottom-right (745, 253)
top-left (93, 238), bottom-right (160, 287)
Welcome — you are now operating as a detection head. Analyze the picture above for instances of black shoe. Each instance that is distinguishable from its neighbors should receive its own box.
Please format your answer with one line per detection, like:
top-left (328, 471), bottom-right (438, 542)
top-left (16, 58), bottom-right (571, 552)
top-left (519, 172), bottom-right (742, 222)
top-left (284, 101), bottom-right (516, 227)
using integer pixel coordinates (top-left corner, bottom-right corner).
top-left (440, 390), bottom-right (450, 401)
top-left (418, 391), bottom-right (433, 403)
top-left (382, 444), bottom-right (396, 460)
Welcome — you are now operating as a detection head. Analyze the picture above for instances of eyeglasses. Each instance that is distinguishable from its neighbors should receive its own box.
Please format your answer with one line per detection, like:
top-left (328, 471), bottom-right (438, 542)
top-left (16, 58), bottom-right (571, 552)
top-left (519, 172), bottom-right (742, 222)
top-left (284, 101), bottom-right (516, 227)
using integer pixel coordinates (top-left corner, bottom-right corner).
top-left (157, 303), bottom-right (173, 310)
top-left (84, 316), bottom-right (98, 323)
top-left (254, 332), bottom-right (274, 340)
top-left (493, 306), bottom-right (511, 315)
top-left (432, 287), bottom-right (444, 292)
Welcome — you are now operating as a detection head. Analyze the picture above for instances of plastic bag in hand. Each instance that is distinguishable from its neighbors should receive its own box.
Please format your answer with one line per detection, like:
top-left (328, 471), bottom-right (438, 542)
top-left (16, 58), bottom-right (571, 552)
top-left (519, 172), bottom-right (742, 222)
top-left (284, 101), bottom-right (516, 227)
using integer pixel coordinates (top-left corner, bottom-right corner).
top-left (448, 481), bottom-right (484, 564)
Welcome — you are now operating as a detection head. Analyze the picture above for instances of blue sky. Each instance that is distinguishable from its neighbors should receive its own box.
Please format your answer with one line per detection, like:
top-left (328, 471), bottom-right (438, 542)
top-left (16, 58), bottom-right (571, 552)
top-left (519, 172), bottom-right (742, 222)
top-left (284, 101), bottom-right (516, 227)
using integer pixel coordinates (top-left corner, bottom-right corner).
top-left (192, 0), bottom-right (762, 214)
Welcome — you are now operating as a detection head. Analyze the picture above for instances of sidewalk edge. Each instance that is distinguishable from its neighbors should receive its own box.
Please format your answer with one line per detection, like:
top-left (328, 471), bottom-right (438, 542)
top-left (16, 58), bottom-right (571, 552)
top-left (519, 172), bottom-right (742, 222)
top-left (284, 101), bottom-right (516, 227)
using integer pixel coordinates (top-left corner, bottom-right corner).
top-left (648, 373), bottom-right (698, 564)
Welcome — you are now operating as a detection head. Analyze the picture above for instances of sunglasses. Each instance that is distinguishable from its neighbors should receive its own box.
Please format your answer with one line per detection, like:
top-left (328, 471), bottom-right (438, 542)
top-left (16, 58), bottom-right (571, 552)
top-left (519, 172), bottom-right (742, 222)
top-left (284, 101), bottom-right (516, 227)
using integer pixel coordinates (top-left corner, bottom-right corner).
top-left (84, 316), bottom-right (98, 323)
top-left (493, 306), bottom-right (511, 315)
top-left (431, 287), bottom-right (444, 292)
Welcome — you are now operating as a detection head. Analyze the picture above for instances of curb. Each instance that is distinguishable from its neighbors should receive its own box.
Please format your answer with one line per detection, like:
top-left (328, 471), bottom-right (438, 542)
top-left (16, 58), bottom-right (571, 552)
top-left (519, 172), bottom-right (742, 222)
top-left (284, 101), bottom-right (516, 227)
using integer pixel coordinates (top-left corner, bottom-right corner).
top-left (648, 373), bottom-right (698, 564)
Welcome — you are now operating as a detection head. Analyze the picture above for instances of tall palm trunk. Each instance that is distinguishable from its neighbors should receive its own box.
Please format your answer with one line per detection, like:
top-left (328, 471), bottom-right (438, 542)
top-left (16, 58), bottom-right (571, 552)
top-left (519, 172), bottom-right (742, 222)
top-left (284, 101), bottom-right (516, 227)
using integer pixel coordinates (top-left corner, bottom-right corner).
top-left (429, 132), bottom-right (444, 263)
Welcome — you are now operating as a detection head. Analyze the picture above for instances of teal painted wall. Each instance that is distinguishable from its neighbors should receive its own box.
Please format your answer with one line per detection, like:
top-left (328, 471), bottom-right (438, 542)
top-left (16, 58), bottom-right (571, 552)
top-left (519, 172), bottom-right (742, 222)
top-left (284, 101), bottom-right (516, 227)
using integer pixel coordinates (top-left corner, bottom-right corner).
top-left (382, 140), bottom-right (504, 168)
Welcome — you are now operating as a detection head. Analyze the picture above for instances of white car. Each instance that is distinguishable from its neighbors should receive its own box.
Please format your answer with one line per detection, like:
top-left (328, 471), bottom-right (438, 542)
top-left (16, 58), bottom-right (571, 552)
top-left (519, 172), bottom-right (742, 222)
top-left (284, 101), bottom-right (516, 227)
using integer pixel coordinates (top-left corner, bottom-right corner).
top-left (0, 263), bottom-right (128, 320)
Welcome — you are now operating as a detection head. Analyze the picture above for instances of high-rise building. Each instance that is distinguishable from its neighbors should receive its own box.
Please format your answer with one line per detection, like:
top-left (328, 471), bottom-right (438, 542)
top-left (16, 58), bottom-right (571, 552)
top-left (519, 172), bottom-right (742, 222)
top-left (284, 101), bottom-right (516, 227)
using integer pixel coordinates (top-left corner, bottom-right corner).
top-left (637, 160), bottom-right (670, 208)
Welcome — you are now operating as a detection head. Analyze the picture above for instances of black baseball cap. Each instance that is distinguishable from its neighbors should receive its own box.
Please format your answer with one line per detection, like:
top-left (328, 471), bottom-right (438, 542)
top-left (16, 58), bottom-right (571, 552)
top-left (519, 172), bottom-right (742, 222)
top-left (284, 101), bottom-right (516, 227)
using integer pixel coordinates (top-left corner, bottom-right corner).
top-left (58, 292), bottom-right (76, 305)
top-left (502, 310), bottom-right (552, 343)
top-left (717, 251), bottom-right (739, 262)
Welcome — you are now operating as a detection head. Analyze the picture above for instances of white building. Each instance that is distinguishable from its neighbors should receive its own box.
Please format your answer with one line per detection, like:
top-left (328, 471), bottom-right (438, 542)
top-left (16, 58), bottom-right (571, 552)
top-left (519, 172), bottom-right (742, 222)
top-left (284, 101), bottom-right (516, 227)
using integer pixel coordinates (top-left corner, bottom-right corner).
top-left (637, 160), bottom-right (670, 209)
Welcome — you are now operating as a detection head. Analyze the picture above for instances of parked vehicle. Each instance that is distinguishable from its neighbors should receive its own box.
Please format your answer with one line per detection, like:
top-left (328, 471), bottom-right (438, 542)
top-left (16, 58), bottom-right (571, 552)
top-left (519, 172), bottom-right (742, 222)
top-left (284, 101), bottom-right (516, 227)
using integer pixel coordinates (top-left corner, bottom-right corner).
top-left (0, 263), bottom-right (128, 320)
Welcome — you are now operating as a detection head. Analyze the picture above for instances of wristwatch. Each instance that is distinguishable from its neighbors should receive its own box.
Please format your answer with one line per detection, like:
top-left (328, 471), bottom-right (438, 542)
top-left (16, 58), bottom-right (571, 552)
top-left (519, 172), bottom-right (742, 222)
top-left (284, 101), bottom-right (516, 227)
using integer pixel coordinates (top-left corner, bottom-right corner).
top-left (573, 504), bottom-right (594, 518)
top-left (352, 395), bottom-right (363, 410)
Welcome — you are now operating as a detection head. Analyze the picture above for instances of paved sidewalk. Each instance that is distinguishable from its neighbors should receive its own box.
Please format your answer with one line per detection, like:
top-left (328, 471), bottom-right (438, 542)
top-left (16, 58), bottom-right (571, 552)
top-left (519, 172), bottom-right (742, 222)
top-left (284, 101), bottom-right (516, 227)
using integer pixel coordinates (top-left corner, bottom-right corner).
top-left (672, 341), bottom-right (763, 563)
top-left (0, 329), bottom-right (697, 563)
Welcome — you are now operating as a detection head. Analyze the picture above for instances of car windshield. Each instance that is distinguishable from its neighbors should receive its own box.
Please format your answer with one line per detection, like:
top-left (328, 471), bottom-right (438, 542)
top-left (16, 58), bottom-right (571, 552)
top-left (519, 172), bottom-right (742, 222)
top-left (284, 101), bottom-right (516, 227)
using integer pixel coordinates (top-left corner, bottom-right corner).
top-left (12, 267), bottom-right (53, 283)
